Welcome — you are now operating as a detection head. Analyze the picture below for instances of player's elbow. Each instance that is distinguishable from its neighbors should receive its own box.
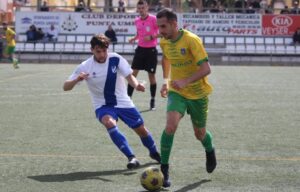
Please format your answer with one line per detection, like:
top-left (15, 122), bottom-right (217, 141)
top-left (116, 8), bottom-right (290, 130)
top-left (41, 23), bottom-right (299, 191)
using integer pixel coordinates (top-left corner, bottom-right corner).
top-left (204, 62), bottom-right (211, 76)
top-left (63, 83), bottom-right (72, 91)
top-left (206, 67), bottom-right (211, 75)
top-left (63, 86), bottom-right (69, 91)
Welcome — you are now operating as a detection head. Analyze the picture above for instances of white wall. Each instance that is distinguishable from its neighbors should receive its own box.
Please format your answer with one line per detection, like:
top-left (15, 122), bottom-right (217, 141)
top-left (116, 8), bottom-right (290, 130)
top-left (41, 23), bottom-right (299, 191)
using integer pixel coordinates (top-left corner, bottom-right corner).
top-left (0, 0), bottom-right (7, 11)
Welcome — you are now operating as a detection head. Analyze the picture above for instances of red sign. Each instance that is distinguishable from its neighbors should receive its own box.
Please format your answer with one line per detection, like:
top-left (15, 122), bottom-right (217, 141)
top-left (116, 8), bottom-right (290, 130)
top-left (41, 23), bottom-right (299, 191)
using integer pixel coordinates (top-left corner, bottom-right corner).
top-left (262, 15), bottom-right (300, 36)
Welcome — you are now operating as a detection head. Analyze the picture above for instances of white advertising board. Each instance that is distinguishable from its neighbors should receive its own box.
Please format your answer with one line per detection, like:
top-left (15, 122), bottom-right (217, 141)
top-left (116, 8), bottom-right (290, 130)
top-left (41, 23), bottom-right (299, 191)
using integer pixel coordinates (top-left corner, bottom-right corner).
top-left (15, 12), bottom-right (139, 35)
top-left (181, 13), bottom-right (262, 36)
top-left (15, 12), bottom-right (263, 36)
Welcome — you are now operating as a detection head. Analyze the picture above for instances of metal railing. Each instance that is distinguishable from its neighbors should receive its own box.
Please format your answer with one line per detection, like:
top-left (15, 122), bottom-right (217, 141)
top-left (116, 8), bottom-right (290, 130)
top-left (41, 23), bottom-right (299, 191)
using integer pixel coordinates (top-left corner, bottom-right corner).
top-left (14, 33), bottom-right (300, 63)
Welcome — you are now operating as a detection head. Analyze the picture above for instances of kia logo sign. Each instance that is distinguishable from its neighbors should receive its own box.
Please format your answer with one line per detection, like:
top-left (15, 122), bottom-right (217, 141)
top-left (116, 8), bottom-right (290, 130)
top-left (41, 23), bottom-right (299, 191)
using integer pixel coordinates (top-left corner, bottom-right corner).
top-left (271, 15), bottom-right (293, 27)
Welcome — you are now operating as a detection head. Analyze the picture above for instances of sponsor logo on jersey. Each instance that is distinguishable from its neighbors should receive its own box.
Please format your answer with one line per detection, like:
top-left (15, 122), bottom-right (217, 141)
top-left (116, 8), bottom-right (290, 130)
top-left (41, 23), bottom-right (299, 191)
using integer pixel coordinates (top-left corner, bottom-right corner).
top-left (111, 66), bottom-right (117, 73)
top-left (181, 48), bottom-right (186, 55)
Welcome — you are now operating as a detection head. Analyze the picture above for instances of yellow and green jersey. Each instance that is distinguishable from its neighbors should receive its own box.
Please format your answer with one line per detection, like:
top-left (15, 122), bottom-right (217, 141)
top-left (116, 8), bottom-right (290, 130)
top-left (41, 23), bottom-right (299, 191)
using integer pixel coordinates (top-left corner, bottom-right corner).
top-left (5, 27), bottom-right (16, 47)
top-left (160, 29), bottom-right (213, 99)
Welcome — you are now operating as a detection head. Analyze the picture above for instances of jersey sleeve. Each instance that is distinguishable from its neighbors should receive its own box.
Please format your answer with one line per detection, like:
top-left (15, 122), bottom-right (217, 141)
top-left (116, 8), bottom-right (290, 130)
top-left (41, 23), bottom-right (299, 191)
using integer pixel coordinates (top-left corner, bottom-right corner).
top-left (189, 36), bottom-right (208, 65)
top-left (159, 38), bottom-right (167, 57)
top-left (118, 55), bottom-right (133, 77)
top-left (68, 64), bottom-right (83, 81)
top-left (8, 28), bottom-right (16, 36)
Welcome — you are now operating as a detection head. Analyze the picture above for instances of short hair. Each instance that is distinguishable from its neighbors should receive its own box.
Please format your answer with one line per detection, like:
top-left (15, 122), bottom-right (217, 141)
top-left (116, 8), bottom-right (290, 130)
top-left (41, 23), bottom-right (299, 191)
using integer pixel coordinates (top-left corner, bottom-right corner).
top-left (137, 0), bottom-right (148, 5)
top-left (90, 34), bottom-right (110, 49)
top-left (156, 8), bottom-right (177, 22)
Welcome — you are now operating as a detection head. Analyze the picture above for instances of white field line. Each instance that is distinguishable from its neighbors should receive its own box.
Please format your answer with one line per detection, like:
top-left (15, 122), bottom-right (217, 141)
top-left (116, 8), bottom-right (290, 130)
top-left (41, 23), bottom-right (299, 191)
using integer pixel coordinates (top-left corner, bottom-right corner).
top-left (0, 91), bottom-right (89, 98)
top-left (0, 153), bottom-right (299, 161)
top-left (0, 68), bottom-right (67, 84)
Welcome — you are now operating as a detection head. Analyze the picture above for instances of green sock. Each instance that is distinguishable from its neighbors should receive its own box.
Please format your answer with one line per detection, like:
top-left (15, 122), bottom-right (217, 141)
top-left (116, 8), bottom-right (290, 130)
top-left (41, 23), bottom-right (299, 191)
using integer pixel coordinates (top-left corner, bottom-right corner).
top-left (201, 131), bottom-right (214, 152)
top-left (160, 130), bottom-right (174, 164)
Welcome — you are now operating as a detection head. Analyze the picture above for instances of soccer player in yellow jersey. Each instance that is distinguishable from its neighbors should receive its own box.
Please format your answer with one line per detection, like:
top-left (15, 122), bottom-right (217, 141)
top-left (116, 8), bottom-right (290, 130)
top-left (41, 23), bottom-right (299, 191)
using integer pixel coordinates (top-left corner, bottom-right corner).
top-left (156, 8), bottom-right (216, 187)
top-left (2, 22), bottom-right (19, 69)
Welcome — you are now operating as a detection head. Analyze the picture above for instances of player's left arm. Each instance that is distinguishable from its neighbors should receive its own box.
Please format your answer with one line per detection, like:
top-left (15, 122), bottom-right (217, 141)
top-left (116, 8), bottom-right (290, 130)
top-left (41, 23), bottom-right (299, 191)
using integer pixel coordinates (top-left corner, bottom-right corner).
top-left (126, 74), bottom-right (145, 92)
top-left (185, 61), bottom-right (211, 83)
top-left (171, 37), bottom-right (211, 90)
top-left (118, 56), bottom-right (144, 92)
top-left (160, 55), bottom-right (170, 98)
top-left (8, 29), bottom-right (16, 39)
top-left (171, 62), bottom-right (211, 90)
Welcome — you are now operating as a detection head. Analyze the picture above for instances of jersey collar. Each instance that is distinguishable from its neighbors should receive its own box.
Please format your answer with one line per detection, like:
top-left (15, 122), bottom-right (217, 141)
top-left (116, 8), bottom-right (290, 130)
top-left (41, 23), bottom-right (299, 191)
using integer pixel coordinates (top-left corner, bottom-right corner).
top-left (140, 14), bottom-right (149, 20)
top-left (170, 28), bottom-right (184, 43)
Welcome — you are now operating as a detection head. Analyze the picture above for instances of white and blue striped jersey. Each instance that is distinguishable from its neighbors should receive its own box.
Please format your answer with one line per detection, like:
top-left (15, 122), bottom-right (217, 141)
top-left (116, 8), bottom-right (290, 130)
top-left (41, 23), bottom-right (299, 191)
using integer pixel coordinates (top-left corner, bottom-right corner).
top-left (68, 52), bottom-right (135, 110)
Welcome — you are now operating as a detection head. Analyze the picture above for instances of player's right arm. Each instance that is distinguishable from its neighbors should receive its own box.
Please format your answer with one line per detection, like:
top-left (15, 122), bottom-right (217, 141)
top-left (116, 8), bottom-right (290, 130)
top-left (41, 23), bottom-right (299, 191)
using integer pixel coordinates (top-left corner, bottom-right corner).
top-left (160, 56), bottom-right (170, 98)
top-left (63, 72), bottom-right (89, 91)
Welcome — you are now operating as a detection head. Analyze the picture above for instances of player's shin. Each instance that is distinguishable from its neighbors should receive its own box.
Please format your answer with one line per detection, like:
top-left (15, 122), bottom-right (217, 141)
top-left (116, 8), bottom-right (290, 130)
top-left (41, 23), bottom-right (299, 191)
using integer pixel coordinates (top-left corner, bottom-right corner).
top-left (107, 126), bottom-right (134, 158)
top-left (160, 130), bottom-right (174, 165)
top-left (201, 130), bottom-right (213, 152)
top-left (141, 134), bottom-right (161, 163)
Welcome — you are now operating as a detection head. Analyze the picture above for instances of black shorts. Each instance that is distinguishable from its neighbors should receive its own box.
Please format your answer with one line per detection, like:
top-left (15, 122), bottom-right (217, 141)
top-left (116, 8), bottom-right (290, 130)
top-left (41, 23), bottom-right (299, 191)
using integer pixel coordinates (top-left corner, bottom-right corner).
top-left (131, 46), bottom-right (158, 73)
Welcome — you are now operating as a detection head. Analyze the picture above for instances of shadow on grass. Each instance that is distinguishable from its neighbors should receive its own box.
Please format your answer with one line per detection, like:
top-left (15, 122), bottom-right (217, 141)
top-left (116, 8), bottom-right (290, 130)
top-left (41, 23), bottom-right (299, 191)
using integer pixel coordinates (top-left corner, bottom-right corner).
top-left (138, 179), bottom-right (211, 192)
top-left (139, 188), bottom-right (169, 192)
top-left (139, 109), bottom-right (152, 113)
top-left (28, 162), bottom-right (157, 182)
top-left (174, 179), bottom-right (211, 192)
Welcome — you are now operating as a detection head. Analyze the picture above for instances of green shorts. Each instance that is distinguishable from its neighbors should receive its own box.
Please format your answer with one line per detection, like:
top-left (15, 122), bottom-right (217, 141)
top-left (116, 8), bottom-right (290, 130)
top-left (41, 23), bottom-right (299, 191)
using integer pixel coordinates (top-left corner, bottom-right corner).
top-left (167, 91), bottom-right (209, 128)
top-left (4, 46), bottom-right (16, 55)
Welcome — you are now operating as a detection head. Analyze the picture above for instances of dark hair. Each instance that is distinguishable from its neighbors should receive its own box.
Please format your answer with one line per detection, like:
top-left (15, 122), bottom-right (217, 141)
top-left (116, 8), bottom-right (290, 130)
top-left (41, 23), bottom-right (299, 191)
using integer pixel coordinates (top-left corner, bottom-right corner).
top-left (90, 34), bottom-right (110, 49)
top-left (137, 0), bottom-right (148, 5)
top-left (156, 8), bottom-right (177, 22)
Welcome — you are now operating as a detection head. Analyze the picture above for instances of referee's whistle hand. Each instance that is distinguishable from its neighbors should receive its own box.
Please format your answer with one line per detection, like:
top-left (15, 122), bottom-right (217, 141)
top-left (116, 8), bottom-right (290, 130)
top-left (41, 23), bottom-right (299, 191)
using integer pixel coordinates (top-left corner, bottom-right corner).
top-left (144, 35), bottom-right (152, 41)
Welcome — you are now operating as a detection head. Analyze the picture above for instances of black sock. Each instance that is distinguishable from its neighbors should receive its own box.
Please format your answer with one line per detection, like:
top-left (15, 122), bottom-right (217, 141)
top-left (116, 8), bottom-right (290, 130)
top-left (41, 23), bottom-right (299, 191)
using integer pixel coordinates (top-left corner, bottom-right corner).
top-left (150, 84), bottom-right (157, 99)
top-left (127, 84), bottom-right (134, 97)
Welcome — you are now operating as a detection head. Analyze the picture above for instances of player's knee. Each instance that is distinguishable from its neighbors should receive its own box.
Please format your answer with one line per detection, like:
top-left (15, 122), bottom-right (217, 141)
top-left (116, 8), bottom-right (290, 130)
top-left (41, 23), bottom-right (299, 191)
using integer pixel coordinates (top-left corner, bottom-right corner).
top-left (101, 116), bottom-right (116, 128)
top-left (165, 125), bottom-right (176, 135)
top-left (194, 128), bottom-right (206, 141)
top-left (134, 125), bottom-right (149, 137)
top-left (103, 122), bottom-right (116, 129)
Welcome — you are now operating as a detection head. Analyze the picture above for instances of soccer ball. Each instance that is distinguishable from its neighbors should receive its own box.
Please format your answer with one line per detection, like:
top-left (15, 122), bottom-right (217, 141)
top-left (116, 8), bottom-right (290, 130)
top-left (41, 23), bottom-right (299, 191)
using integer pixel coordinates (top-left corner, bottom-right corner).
top-left (140, 166), bottom-right (164, 191)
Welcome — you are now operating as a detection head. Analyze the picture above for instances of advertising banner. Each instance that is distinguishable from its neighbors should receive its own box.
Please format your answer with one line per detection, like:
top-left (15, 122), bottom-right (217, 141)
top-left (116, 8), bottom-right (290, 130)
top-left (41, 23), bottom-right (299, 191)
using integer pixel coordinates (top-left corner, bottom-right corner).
top-left (15, 12), bottom-right (300, 37)
top-left (15, 12), bottom-right (139, 35)
top-left (181, 13), bottom-right (262, 36)
top-left (262, 15), bottom-right (300, 36)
